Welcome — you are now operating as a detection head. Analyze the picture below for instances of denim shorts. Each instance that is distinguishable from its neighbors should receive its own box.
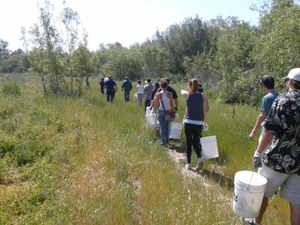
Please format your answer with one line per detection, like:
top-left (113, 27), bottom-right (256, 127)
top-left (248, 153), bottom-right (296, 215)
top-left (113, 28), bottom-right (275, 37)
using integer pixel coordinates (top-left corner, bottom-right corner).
top-left (258, 165), bottom-right (300, 204)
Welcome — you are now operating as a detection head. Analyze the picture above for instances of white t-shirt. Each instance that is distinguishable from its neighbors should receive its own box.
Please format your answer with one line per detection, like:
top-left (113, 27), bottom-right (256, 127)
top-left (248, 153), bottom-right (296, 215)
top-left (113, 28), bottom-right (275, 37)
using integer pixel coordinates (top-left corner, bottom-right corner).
top-left (158, 92), bottom-right (171, 111)
top-left (137, 84), bottom-right (143, 94)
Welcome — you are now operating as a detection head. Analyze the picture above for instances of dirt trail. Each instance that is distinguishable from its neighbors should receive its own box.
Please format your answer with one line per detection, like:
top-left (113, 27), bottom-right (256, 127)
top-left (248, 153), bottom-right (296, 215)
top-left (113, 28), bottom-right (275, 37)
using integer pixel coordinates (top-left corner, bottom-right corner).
top-left (166, 145), bottom-right (234, 201)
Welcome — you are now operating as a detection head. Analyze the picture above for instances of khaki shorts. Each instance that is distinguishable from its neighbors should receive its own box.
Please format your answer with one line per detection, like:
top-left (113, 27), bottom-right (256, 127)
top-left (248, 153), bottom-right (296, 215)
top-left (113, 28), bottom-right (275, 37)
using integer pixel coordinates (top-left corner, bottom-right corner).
top-left (258, 165), bottom-right (300, 205)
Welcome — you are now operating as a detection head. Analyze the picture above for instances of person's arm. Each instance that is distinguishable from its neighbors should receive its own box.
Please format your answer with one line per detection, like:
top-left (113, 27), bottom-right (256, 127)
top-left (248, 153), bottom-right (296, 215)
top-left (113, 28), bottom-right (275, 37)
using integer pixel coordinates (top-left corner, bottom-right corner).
top-left (203, 94), bottom-right (209, 112)
top-left (168, 92), bottom-right (175, 112)
top-left (152, 93), bottom-right (160, 111)
top-left (252, 128), bottom-right (274, 167)
top-left (180, 90), bottom-right (189, 100)
top-left (203, 94), bottom-right (209, 124)
top-left (248, 111), bottom-right (267, 141)
top-left (143, 86), bottom-right (147, 98)
top-left (114, 82), bottom-right (118, 92)
top-left (174, 98), bottom-right (178, 111)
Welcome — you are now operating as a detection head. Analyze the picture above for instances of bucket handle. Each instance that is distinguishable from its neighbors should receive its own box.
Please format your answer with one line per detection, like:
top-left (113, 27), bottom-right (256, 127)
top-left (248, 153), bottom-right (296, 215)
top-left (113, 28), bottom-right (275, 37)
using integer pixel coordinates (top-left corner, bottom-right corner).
top-left (247, 172), bottom-right (255, 192)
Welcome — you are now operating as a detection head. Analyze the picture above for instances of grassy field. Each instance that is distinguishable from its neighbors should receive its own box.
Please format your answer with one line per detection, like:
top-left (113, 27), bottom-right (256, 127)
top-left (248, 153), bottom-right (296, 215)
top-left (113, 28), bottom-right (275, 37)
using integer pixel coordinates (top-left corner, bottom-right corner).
top-left (0, 75), bottom-right (290, 224)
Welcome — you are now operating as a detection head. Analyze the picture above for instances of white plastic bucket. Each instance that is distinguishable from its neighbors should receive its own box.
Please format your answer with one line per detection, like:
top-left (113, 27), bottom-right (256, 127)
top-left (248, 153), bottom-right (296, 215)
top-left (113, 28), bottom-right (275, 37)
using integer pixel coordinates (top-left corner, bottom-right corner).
top-left (233, 171), bottom-right (268, 218)
top-left (200, 136), bottom-right (219, 159)
top-left (169, 122), bottom-right (182, 139)
top-left (146, 106), bottom-right (152, 115)
top-left (145, 113), bottom-right (157, 129)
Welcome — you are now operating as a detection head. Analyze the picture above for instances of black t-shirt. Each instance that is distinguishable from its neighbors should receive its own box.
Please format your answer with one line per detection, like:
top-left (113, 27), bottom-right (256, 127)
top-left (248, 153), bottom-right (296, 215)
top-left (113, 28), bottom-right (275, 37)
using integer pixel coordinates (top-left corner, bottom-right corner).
top-left (167, 86), bottom-right (178, 99)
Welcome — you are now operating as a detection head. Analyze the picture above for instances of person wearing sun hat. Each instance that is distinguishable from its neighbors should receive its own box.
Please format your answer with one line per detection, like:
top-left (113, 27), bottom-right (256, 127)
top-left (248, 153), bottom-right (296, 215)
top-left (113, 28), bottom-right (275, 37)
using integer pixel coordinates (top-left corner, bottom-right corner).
top-left (242, 68), bottom-right (300, 225)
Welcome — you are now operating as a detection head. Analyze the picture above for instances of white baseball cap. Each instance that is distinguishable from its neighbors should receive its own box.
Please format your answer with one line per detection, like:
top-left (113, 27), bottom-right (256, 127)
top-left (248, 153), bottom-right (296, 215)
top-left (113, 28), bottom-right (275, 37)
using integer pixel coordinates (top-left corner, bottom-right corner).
top-left (283, 68), bottom-right (300, 82)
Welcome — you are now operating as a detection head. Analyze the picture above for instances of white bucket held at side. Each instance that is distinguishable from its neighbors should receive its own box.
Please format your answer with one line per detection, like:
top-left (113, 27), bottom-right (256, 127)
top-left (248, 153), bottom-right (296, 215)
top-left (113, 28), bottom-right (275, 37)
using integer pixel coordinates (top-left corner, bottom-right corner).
top-left (169, 122), bottom-right (182, 139)
top-left (233, 171), bottom-right (268, 218)
top-left (200, 135), bottom-right (219, 159)
top-left (145, 113), bottom-right (157, 129)
top-left (146, 106), bottom-right (152, 115)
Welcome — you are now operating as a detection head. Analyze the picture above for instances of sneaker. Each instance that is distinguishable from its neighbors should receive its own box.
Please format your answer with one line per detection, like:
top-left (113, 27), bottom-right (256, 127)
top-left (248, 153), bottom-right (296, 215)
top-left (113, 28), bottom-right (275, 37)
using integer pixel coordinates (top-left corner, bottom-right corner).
top-left (240, 217), bottom-right (260, 225)
top-left (195, 158), bottom-right (203, 172)
top-left (185, 163), bottom-right (192, 170)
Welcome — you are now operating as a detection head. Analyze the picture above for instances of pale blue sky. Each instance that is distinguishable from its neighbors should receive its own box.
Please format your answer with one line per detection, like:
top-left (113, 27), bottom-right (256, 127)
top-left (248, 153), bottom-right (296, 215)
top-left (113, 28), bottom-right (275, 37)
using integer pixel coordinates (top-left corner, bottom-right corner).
top-left (1, 0), bottom-right (260, 51)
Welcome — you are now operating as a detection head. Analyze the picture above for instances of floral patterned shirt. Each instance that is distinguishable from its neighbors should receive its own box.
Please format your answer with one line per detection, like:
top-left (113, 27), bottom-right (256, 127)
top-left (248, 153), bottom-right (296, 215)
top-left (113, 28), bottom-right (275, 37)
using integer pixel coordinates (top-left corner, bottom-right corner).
top-left (262, 89), bottom-right (300, 174)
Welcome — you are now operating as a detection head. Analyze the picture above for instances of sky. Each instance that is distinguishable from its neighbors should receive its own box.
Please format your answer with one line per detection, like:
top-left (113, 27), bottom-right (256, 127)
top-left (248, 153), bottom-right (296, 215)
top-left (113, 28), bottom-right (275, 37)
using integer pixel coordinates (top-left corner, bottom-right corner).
top-left (0, 0), bottom-right (261, 51)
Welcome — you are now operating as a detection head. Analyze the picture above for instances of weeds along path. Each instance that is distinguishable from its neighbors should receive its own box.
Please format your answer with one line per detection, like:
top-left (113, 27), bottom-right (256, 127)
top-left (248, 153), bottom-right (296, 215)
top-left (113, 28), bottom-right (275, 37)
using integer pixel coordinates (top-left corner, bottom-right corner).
top-left (166, 147), bottom-right (233, 204)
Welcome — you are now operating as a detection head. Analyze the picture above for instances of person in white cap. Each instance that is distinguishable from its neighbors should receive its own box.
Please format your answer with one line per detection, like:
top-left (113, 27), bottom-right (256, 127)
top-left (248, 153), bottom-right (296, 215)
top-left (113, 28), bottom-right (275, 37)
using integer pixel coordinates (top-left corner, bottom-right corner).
top-left (242, 68), bottom-right (300, 225)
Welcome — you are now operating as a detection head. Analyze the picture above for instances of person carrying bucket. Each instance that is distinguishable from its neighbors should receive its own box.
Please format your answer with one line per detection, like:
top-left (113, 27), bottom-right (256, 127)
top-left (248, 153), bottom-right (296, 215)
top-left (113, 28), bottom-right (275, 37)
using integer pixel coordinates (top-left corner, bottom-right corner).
top-left (242, 68), bottom-right (300, 225)
top-left (151, 79), bottom-right (175, 146)
top-left (181, 78), bottom-right (209, 172)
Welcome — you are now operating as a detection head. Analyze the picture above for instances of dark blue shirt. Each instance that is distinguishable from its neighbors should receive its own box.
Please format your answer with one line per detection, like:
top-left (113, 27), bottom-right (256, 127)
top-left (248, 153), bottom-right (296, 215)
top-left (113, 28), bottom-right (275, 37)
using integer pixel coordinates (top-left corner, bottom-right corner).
top-left (104, 78), bottom-right (116, 92)
top-left (186, 92), bottom-right (204, 122)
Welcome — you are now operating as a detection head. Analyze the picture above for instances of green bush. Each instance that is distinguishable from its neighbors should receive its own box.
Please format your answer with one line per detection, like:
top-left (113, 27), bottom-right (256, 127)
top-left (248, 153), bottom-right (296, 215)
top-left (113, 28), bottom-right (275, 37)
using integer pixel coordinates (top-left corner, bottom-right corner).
top-left (0, 136), bottom-right (16, 157)
top-left (1, 82), bottom-right (21, 96)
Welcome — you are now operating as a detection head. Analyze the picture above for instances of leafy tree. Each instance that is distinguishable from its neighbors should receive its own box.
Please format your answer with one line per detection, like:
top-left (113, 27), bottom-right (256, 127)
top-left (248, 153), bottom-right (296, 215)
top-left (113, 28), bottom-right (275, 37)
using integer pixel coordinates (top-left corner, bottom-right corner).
top-left (0, 39), bottom-right (10, 59)
top-left (252, 0), bottom-right (300, 81)
top-left (216, 18), bottom-right (257, 104)
top-left (139, 41), bottom-right (167, 77)
top-left (0, 39), bottom-right (10, 72)
top-left (154, 16), bottom-right (210, 76)
top-left (94, 44), bottom-right (111, 76)
top-left (27, 0), bottom-right (63, 94)
top-left (25, 0), bottom-right (90, 96)
top-left (95, 43), bottom-right (143, 81)
top-left (60, 6), bottom-right (89, 95)
top-left (72, 45), bottom-right (94, 95)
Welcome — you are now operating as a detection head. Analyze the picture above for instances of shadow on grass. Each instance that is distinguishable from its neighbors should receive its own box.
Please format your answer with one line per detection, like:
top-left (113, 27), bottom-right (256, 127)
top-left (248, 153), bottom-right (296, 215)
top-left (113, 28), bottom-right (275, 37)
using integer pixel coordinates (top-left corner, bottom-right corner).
top-left (168, 139), bottom-right (234, 191)
top-left (202, 169), bottom-right (234, 190)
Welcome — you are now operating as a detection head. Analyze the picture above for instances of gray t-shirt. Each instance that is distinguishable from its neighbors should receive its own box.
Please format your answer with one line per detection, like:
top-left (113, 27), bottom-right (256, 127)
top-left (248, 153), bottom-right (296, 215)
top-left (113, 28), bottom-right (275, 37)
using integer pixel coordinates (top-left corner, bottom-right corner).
top-left (144, 83), bottom-right (153, 100)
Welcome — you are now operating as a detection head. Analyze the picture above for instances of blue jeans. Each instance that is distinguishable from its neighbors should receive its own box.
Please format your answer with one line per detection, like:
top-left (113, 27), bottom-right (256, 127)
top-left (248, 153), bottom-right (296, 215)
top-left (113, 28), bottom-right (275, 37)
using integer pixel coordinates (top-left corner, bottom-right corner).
top-left (158, 110), bottom-right (170, 146)
top-left (124, 91), bottom-right (130, 101)
top-left (106, 90), bottom-right (115, 102)
top-left (137, 94), bottom-right (143, 107)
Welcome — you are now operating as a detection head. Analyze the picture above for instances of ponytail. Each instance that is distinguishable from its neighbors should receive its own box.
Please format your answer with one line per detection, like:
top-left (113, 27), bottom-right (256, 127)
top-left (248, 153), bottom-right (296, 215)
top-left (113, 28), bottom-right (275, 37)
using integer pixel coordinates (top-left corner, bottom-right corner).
top-left (188, 78), bottom-right (199, 93)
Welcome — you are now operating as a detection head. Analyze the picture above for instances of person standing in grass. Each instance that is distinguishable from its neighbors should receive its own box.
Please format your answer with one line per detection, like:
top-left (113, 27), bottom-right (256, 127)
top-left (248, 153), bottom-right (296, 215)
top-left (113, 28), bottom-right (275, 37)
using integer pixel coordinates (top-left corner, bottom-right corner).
top-left (121, 77), bottom-right (133, 102)
top-left (99, 78), bottom-right (105, 95)
top-left (248, 76), bottom-right (280, 168)
top-left (157, 78), bottom-right (179, 112)
top-left (104, 75), bottom-right (117, 103)
top-left (151, 82), bottom-right (160, 101)
top-left (242, 68), bottom-right (300, 225)
top-left (136, 80), bottom-right (144, 108)
top-left (181, 78), bottom-right (208, 172)
top-left (152, 79), bottom-right (175, 146)
top-left (143, 78), bottom-right (153, 111)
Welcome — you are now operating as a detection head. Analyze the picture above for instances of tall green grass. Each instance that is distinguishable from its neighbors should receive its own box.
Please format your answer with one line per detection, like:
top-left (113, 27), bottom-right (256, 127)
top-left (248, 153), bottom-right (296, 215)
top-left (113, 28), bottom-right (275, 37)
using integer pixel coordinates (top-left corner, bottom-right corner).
top-left (0, 75), bottom-right (289, 224)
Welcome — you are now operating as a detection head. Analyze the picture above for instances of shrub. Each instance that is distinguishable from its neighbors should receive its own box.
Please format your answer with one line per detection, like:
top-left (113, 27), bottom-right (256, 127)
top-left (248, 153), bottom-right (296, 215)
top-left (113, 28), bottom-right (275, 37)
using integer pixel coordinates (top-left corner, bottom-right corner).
top-left (0, 136), bottom-right (16, 157)
top-left (1, 82), bottom-right (21, 96)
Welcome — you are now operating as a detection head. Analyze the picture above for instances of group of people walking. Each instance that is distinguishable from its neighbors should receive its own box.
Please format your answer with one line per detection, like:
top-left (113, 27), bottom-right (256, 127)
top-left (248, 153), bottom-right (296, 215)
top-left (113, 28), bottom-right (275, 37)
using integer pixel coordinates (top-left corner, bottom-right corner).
top-left (99, 68), bottom-right (300, 225)
top-left (151, 77), bottom-right (208, 173)
top-left (99, 75), bottom-right (118, 102)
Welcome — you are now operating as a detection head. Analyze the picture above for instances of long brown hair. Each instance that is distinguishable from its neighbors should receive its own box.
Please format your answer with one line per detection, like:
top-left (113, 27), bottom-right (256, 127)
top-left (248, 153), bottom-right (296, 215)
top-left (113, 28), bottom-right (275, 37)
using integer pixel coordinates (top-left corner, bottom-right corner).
top-left (160, 80), bottom-right (168, 89)
top-left (188, 78), bottom-right (199, 93)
